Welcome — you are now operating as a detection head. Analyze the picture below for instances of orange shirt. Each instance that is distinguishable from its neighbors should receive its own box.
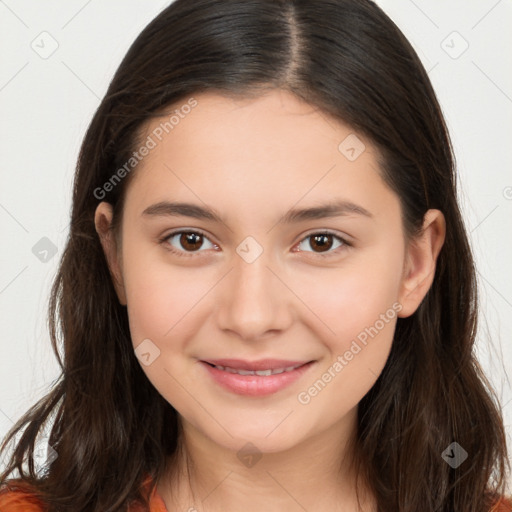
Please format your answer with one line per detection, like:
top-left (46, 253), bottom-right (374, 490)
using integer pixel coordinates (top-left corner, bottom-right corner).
top-left (493, 497), bottom-right (512, 512)
top-left (0, 475), bottom-right (168, 511)
top-left (0, 478), bottom-right (511, 511)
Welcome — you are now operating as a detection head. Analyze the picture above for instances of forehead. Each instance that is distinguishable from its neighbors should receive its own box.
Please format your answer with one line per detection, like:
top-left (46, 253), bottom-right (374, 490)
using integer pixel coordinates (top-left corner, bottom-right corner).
top-left (141, 90), bottom-right (345, 149)
top-left (122, 89), bottom-right (396, 224)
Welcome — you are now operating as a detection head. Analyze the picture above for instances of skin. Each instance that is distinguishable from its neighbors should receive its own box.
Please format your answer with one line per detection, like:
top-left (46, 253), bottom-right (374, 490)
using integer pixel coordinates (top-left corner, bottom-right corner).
top-left (95, 89), bottom-right (445, 511)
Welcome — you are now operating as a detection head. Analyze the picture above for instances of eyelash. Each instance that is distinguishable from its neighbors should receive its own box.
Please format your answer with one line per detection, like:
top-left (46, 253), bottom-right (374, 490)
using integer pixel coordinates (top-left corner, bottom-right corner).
top-left (158, 229), bottom-right (352, 259)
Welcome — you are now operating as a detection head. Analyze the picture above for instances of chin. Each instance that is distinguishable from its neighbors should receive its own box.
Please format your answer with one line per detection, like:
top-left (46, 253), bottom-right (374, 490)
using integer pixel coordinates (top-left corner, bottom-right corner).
top-left (209, 425), bottom-right (305, 456)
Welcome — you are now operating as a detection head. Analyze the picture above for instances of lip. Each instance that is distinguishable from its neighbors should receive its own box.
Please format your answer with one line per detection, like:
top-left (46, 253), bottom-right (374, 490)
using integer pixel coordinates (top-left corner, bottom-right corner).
top-left (199, 359), bottom-right (315, 397)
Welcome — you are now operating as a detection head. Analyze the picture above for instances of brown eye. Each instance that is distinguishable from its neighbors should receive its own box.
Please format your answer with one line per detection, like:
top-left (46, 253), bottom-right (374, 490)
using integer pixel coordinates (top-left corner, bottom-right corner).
top-left (162, 230), bottom-right (216, 256)
top-left (295, 232), bottom-right (348, 257)
top-left (179, 232), bottom-right (203, 251)
top-left (309, 234), bottom-right (334, 252)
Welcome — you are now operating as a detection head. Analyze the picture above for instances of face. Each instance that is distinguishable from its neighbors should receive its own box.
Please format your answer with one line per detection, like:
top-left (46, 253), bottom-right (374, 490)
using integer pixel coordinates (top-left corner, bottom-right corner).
top-left (95, 89), bottom-right (444, 455)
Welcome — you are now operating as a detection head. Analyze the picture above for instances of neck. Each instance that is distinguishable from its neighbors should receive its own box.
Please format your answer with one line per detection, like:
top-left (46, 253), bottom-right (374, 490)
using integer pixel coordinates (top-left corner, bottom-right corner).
top-left (158, 408), bottom-right (376, 512)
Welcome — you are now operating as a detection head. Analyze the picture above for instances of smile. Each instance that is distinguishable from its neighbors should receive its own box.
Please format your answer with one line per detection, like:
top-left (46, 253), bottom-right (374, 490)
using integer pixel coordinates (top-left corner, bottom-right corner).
top-left (200, 360), bottom-right (315, 397)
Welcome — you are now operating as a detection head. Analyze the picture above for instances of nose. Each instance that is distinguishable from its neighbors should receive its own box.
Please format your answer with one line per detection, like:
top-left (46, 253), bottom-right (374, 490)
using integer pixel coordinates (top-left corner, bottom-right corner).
top-left (215, 244), bottom-right (293, 342)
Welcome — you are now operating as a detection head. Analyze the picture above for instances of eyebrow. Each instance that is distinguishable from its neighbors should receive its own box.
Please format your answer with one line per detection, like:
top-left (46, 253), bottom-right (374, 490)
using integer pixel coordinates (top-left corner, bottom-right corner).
top-left (141, 199), bottom-right (373, 224)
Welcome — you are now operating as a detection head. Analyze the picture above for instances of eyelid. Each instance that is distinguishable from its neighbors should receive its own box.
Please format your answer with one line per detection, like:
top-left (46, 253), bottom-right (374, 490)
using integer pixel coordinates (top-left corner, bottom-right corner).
top-left (297, 228), bottom-right (352, 245)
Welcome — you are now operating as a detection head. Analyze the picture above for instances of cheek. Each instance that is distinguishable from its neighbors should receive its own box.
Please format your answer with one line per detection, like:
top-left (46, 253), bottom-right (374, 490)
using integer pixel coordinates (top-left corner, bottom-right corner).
top-left (294, 271), bottom-right (401, 418)
top-left (122, 241), bottom-right (214, 345)
top-left (293, 247), bottom-right (404, 348)
top-left (122, 251), bottom-right (212, 409)
top-left (291, 245), bottom-right (403, 409)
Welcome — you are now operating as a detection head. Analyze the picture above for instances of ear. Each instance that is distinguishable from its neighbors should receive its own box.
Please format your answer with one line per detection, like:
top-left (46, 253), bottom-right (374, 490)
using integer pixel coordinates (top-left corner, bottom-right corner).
top-left (94, 202), bottom-right (127, 306)
top-left (397, 209), bottom-right (446, 318)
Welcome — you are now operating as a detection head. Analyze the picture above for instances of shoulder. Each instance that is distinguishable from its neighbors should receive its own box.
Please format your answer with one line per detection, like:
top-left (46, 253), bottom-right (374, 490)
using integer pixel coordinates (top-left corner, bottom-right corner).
top-left (491, 496), bottom-right (512, 512)
top-left (491, 497), bottom-right (512, 512)
top-left (0, 480), bottom-right (46, 511)
top-left (0, 476), bottom-right (168, 512)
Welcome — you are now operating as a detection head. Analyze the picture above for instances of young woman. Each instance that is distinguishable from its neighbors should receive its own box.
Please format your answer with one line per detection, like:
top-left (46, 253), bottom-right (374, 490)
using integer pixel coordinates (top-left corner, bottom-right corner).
top-left (0, 0), bottom-right (510, 511)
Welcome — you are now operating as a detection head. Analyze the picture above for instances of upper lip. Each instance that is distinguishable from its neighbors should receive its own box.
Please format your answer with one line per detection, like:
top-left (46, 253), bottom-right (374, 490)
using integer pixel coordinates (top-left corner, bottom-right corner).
top-left (201, 358), bottom-right (312, 371)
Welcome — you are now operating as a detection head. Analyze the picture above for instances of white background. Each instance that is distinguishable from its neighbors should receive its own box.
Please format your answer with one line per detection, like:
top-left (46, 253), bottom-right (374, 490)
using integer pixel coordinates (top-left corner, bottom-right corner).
top-left (1, 0), bottom-right (511, 487)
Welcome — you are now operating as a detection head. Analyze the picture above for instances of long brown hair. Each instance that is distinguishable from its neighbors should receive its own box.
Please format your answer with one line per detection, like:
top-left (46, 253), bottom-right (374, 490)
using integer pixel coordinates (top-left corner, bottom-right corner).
top-left (1, 0), bottom-right (509, 510)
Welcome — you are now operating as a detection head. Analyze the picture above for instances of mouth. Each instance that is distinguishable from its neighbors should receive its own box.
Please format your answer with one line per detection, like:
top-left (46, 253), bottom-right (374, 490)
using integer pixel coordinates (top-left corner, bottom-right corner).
top-left (202, 358), bottom-right (312, 372)
top-left (199, 358), bottom-right (316, 396)
top-left (203, 362), bottom-right (307, 376)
